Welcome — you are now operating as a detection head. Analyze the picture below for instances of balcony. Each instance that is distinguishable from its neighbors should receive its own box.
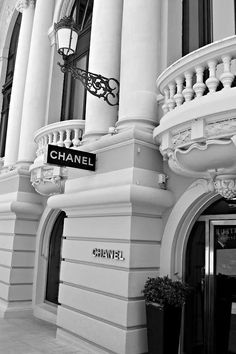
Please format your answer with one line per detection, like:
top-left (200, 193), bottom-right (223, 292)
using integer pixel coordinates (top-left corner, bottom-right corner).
top-left (153, 36), bottom-right (236, 197)
top-left (30, 120), bottom-right (85, 196)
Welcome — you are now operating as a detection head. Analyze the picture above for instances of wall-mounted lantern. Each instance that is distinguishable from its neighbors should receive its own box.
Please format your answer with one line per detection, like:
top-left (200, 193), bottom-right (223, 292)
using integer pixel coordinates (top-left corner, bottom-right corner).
top-left (54, 17), bottom-right (119, 106)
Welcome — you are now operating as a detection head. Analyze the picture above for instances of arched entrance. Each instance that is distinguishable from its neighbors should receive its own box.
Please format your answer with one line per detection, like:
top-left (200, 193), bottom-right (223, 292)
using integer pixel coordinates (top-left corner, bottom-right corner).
top-left (45, 211), bottom-right (65, 305)
top-left (33, 208), bottom-right (66, 323)
top-left (184, 198), bottom-right (236, 354)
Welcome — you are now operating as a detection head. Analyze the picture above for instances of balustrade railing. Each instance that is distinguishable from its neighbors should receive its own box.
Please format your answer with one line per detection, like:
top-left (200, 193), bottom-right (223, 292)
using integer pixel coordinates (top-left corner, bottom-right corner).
top-left (34, 120), bottom-right (85, 157)
top-left (157, 36), bottom-right (236, 115)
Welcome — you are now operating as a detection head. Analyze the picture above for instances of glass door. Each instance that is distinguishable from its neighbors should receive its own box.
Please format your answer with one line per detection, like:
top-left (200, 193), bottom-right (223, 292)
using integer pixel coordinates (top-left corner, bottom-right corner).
top-left (209, 220), bottom-right (236, 354)
top-left (184, 218), bottom-right (236, 354)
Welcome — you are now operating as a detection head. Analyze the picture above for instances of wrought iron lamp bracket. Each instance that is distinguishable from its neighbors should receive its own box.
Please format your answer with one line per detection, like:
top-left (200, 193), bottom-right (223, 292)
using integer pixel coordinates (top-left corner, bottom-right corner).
top-left (58, 61), bottom-right (119, 106)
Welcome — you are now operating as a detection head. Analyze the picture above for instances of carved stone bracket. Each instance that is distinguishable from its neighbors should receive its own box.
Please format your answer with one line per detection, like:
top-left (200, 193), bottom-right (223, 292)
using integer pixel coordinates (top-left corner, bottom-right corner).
top-left (30, 165), bottom-right (68, 196)
top-left (214, 175), bottom-right (236, 200)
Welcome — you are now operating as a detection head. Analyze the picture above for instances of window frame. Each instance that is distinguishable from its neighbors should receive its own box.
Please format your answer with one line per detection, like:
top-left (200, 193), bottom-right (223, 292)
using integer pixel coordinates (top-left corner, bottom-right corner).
top-left (60, 0), bottom-right (93, 121)
top-left (182, 0), bottom-right (213, 56)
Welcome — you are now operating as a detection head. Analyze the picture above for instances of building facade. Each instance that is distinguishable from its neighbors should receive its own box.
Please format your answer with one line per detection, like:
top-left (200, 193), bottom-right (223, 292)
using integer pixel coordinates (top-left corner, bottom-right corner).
top-left (0, 0), bottom-right (236, 353)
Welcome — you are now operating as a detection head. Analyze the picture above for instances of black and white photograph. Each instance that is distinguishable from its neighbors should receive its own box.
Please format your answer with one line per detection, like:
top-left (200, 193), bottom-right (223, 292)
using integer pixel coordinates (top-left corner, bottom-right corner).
top-left (0, 0), bottom-right (236, 353)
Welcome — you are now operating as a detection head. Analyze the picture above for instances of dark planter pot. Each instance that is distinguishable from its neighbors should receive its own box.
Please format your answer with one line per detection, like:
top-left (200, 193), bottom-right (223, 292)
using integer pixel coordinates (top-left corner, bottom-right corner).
top-left (146, 302), bottom-right (182, 354)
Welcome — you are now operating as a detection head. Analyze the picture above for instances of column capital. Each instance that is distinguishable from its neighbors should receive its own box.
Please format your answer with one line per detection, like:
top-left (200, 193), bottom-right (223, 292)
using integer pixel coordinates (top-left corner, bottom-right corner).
top-left (16, 0), bottom-right (36, 13)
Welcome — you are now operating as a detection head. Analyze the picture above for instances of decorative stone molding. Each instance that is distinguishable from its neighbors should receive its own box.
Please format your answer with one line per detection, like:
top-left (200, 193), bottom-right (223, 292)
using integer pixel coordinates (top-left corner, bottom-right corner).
top-left (30, 165), bottom-right (68, 196)
top-left (158, 115), bottom-right (236, 154)
top-left (16, 0), bottom-right (36, 12)
top-left (214, 175), bottom-right (236, 200)
top-left (187, 178), bottom-right (215, 194)
top-left (206, 117), bottom-right (236, 137)
top-left (172, 128), bottom-right (191, 148)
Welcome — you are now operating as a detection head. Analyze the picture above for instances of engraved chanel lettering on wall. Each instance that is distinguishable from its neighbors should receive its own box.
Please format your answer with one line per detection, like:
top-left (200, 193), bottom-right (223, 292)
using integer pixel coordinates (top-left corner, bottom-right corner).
top-left (92, 248), bottom-right (125, 261)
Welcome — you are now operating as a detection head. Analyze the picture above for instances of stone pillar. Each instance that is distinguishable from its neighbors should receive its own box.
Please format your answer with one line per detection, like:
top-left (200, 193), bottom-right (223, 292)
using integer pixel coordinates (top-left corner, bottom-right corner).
top-left (83, 0), bottom-right (123, 143)
top-left (0, 168), bottom-right (43, 318)
top-left (117, 0), bottom-right (161, 133)
top-left (48, 134), bottom-right (174, 354)
top-left (4, 0), bottom-right (35, 167)
top-left (17, 0), bottom-right (54, 165)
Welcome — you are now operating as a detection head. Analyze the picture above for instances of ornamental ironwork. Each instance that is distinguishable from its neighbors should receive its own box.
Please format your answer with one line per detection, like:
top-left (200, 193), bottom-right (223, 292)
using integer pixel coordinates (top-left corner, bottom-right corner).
top-left (58, 62), bottom-right (119, 106)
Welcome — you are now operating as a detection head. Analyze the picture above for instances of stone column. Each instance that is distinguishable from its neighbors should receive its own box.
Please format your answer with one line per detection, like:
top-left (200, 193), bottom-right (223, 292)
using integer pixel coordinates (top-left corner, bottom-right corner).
top-left (4, 0), bottom-right (35, 167)
top-left (83, 0), bottom-right (123, 143)
top-left (17, 0), bottom-right (54, 165)
top-left (117, 0), bottom-right (161, 133)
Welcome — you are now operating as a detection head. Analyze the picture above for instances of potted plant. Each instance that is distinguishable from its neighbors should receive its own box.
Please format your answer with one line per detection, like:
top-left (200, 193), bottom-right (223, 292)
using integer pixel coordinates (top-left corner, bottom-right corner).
top-left (143, 275), bottom-right (191, 354)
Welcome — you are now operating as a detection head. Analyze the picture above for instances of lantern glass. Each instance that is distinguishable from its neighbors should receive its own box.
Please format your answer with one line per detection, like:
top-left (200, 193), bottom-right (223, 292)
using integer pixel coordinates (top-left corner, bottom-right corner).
top-left (56, 27), bottom-right (78, 57)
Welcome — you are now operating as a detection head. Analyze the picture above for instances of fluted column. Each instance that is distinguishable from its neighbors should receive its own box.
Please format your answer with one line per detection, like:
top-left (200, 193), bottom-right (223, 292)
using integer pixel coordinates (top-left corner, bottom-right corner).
top-left (17, 0), bottom-right (54, 165)
top-left (4, 0), bottom-right (35, 167)
top-left (83, 0), bottom-right (123, 143)
top-left (117, 0), bottom-right (161, 133)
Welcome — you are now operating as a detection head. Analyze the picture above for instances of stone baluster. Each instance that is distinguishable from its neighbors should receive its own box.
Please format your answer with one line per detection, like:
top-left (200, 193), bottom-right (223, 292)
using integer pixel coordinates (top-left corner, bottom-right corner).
top-left (52, 131), bottom-right (57, 145)
top-left (43, 136), bottom-right (48, 149)
top-left (182, 71), bottom-right (194, 102)
top-left (206, 60), bottom-right (219, 93)
top-left (72, 129), bottom-right (80, 148)
top-left (79, 128), bottom-right (84, 139)
top-left (37, 138), bottom-right (43, 156)
top-left (220, 55), bottom-right (234, 89)
top-left (64, 129), bottom-right (71, 148)
top-left (193, 66), bottom-right (206, 97)
top-left (174, 77), bottom-right (184, 107)
top-left (162, 88), bottom-right (169, 114)
top-left (48, 133), bottom-right (53, 145)
top-left (167, 83), bottom-right (176, 111)
top-left (58, 131), bottom-right (64, 147)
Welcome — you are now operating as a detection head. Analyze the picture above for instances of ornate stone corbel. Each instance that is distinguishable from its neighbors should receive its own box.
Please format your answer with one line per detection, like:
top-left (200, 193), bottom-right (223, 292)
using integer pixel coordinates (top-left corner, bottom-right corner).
top-left (214, 175), bottom-right (236, 200)
top-left (16, 0), bottom-right (36, 12)
top-left (30, 165), bottom-right (68, 196)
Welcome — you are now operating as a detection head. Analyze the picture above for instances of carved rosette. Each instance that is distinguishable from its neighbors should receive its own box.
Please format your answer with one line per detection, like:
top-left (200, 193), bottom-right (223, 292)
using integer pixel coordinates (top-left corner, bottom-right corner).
top-left (214, 175), bottom-right (236, 200)
top-left (16, 0), bottom-right (36, 12)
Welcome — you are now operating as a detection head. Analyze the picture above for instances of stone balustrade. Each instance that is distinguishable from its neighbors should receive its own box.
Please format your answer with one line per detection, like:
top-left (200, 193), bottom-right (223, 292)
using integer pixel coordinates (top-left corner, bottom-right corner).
top-left (158, 35), bottom-right (236, 115)
top-left (35, 120), bottom-right (85, 157)
top-left (154, 35), bottom-right (236, 182)
top-left (30, 120), bottom-right (85, 196)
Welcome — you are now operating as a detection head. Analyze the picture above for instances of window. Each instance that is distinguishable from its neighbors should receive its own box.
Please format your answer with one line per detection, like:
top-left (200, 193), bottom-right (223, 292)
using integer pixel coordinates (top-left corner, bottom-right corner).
top-left (60, 0), bottom-right (94, 121)
top-left (0, 13), bottom-right (22, 157)
top-left (182, 0), bottom-right (212, 56)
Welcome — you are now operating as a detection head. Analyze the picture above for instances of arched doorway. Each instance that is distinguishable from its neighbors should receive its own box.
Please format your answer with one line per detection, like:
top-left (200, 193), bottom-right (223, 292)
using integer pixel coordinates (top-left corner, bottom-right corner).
top-left (45, 211), bottom-right (66, 305)
top-left (184, 198), bottom-right (236, 354)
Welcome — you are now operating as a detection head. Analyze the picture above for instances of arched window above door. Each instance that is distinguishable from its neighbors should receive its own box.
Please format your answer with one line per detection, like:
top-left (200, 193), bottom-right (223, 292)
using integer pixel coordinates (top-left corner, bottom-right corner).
top-left (0, 13), bottom-right (22, 157)
top-left (60, 0), bottom-right (94, 121)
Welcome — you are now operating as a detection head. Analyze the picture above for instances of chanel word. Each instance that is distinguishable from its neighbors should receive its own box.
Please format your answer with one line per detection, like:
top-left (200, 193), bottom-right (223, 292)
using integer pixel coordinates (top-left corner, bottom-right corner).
top-left (46, 144), bottom-right (96, 171)
top-left (92, 248), bottom-right (125, 261)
